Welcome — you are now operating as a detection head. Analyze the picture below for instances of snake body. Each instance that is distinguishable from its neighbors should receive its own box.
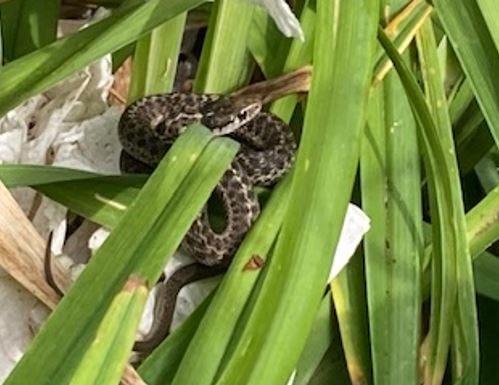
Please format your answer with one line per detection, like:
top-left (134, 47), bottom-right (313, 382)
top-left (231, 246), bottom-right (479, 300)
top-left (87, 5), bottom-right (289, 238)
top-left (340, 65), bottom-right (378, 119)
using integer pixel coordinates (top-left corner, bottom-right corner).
top-left (118, 92), bottom-right (296, 352)
top-left (119, 92), bottom-right (296, 265)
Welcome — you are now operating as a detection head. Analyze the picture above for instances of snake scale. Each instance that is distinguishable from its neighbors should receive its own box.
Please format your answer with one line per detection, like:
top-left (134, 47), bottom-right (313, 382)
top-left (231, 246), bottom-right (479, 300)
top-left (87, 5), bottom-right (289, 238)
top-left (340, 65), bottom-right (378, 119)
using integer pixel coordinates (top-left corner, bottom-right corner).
top-left (118, 91), bottom-right (297, 352)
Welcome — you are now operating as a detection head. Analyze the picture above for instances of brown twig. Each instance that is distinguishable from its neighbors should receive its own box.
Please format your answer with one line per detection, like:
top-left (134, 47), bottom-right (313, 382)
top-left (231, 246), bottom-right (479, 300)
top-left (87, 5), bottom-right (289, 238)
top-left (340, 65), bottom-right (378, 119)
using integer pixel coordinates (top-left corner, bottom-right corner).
top-left (231, 65), bottom-right (312, 104)
top-left (0, 182), bottom-right (72, 308)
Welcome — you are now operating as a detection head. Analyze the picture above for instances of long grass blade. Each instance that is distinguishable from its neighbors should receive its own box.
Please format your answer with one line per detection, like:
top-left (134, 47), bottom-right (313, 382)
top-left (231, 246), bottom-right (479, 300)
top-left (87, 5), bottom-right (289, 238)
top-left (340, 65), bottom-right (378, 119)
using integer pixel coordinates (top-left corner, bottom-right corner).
top-left (373, 0), bottom-right (432, 85)
top-left (361, 64), bottom-right (422, 385)
top-left (433, 0), bottom-right (499, 149)
top-left (0, 167), bottom-right (146, 229)
top-left (466, 186), bottom-right (499, 258)
top-left (194, 0), bottom-right (254, 93)
top-left (473, 252), bottom-right (499, 302)
top-left (476, 0), bottom-right (499, 52)
top-left (380, 25), bottom-right (479, 384)
top-left (67, 277), bottom-right (148, 385)
top-left (416, 21), bottom-right (479, 384)
top-left (0, 0), bottom-right (59, 60)
top-left (331, 253), bottom-right (371, 384)
top-left (293, 295), bottom-right (336, 385)
top-left (0, 165), bottom-right (103, 187)
top-left (128, 13), bottom-right (187, 102)
top-left (36, 176), bottom-right (145, 228)
top-left (214, 2), bottom-right (379, 384)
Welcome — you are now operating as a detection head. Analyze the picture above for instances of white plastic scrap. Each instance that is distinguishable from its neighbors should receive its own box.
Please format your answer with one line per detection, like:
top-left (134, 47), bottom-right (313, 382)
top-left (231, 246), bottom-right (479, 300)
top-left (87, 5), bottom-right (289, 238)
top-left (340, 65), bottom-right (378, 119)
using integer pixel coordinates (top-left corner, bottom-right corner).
top-left (248, 0), bottom-right (305, 41)
top-left (329, 203), bottom-right (371, 281)
top-left (0, 272), bottom-right (50, 382)
top-left (0, 56), bottom-right (121, 238)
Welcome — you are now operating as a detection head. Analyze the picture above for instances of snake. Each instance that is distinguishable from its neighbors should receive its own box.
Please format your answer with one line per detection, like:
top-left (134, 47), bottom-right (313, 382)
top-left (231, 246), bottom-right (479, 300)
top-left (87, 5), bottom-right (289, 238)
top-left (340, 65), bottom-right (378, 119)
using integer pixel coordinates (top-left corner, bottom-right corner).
top-left (118, 92), bottom-right (297, 353)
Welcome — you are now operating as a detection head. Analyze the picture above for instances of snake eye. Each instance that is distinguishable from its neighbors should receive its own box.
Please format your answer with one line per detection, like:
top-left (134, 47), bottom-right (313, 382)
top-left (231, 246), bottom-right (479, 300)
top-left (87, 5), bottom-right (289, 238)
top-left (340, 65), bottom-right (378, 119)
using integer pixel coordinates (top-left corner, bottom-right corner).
top-left (237, 103), bottom-right (262, 125)
top-left (238, 110), bottom-right (247, 120)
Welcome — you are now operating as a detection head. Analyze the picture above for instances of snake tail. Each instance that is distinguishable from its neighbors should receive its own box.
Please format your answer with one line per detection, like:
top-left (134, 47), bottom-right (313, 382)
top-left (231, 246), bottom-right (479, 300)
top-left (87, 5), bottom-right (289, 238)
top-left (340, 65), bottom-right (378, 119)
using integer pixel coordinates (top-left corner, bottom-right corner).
top-left (133, 262), bottom-right (227, 353)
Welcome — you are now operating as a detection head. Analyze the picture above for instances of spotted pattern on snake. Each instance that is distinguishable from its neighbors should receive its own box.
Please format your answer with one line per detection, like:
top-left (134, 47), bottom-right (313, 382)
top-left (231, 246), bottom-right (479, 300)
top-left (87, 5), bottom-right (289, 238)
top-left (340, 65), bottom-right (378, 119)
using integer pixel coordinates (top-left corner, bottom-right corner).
top-left (118, 92), bottom-right (297, 266)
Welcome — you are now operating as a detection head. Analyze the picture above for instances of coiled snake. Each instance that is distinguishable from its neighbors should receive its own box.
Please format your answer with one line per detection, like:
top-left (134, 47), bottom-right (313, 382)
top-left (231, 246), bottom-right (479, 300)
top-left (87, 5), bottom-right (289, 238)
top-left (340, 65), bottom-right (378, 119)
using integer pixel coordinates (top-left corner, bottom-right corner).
top-left (118, 91), bottom-right (297, 352)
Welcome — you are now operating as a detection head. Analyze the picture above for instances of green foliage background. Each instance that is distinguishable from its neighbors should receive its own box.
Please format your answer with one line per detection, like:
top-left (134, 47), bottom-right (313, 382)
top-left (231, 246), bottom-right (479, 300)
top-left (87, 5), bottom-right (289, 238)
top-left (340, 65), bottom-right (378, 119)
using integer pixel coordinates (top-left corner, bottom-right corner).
top-left (0, 0), bottom-right (498, 384)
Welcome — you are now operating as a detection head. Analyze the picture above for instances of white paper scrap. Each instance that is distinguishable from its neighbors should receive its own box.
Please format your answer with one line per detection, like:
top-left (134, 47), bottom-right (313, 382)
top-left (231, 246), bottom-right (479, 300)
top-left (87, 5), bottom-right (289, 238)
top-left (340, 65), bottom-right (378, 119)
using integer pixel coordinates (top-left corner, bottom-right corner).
top-left (248, 0), bottom-right (305, 41)
top-left (329, 203), bottom-right (371, 281)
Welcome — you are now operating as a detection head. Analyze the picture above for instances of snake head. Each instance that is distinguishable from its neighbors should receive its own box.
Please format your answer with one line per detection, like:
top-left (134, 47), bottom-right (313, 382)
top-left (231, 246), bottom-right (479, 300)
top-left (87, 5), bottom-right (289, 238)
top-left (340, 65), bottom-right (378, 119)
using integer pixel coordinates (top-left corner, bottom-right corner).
top-left (201, 96), bottom-right (262, 135)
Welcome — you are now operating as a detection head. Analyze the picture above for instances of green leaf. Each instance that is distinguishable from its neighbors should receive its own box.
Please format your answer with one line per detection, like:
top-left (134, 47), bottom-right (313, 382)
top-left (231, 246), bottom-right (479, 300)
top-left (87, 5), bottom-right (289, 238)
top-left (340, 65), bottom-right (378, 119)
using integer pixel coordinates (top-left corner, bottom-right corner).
top-left (416, 20), bottom-right (479, 383)
top-left (0, 165), bottom-right (103, 187)
top-left (466, 186), bottom-right (499, 258)
top-left (474, 252), bottom-right (499, 302)
top-left (361, 64), bottom-right (422, 384)
top-left (421, 185), bottom-right (499, 300)
top-left (475, 156), bottom-right (499, 193)
top-left (449, 79), bottom-right (474, 126)
top-left (330, 254), bottom-right (371, 384)
top-left (373, 0), bottom-right (432, 84)
top-left (293, 295), bottom-right (336, 385)
top-left (380, 23), bottom-right (479, 384)
top-left (36, 175), bottom-right (146, 229)
top-left (128, 13), bottom-right (187, 101)
top-left (476, 0), bottom-right (499, 52)
top-left (0, 166), bottom-right (146, 229)
top-left (0, 0), bottom-right (59, 61)
top-left (194, 0), bottom-right (254, 93)
top-left (434, 0), bottom-right (499, 149)
top-left (68, 277), bottom-right (148, 385)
